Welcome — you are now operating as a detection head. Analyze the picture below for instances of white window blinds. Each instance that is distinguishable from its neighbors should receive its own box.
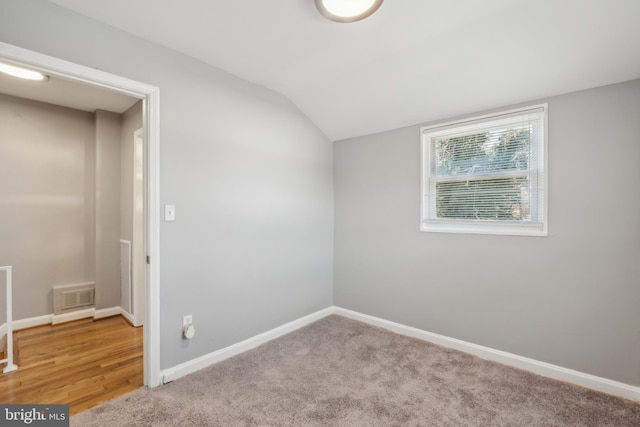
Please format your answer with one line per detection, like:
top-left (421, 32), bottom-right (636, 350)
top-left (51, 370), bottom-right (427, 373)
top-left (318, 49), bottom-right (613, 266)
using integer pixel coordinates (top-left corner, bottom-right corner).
top-left (421, 105), bottom-right (547, 236)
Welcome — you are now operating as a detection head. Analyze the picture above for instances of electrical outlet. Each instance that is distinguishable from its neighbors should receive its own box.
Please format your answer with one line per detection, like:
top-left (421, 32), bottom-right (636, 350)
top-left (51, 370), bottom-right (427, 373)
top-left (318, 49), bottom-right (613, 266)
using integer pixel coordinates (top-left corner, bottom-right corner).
top-left (183, 315), bottom-right (192, 326)
top-left (182, 314), bottom-right (195, 339)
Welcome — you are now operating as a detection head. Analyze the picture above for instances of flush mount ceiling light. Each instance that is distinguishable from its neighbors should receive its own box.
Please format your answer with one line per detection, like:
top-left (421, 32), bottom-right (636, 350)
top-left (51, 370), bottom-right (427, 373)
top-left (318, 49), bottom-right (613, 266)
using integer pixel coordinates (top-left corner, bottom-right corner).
top-left (0, 62), bottom-right (49, 82)
top-left (316, 0), bottom-right (383, 23)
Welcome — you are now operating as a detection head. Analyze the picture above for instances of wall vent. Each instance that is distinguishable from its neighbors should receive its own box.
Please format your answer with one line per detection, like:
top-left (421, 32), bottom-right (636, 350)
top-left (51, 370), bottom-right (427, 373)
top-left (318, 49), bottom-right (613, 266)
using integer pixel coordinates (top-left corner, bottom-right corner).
top-left (53, 283), bottom-right (95, 314)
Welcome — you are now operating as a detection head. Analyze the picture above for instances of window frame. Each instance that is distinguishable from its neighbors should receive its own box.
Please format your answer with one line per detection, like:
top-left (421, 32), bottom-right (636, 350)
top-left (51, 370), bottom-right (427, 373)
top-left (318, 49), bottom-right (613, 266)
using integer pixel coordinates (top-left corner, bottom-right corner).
top-left (420, 104), bottom-right (548, 237)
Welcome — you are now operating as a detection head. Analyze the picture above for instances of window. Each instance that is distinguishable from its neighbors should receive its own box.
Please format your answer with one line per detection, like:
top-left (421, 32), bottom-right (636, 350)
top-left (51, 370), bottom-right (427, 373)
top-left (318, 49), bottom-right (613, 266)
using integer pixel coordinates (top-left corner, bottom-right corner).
top-left (421, 105), bottom-right (547, 236)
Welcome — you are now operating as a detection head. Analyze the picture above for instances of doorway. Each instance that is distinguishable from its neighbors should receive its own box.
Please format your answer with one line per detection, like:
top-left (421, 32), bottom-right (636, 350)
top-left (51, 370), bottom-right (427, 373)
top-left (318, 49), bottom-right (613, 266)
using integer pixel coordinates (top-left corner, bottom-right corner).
top-left (0, 41), bottom-right (160, 387)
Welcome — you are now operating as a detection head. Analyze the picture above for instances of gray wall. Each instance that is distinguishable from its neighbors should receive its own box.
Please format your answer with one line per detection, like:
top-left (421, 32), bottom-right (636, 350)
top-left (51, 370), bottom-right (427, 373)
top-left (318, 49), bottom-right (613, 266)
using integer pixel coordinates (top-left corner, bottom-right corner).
top-left (0, 94), bottom-right (129, 317)
top-left (334, 79), bottom-right (640, 386)
top-left (0, 94), bottom-right (95, 318)
top-left (0, 0), bottom-right (333, 369)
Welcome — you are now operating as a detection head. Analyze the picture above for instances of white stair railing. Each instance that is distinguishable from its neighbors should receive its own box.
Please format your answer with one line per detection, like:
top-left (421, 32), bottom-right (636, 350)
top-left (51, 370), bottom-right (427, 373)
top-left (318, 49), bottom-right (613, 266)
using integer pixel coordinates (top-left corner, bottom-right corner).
top-left (1, 266), bottom-right (18, 373)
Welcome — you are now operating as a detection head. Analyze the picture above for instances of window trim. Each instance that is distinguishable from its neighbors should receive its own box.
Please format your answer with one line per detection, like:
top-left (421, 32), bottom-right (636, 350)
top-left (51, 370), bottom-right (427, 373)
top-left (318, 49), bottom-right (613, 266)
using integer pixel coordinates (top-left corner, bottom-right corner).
top-left (420, 104), bottom-right (548, 237)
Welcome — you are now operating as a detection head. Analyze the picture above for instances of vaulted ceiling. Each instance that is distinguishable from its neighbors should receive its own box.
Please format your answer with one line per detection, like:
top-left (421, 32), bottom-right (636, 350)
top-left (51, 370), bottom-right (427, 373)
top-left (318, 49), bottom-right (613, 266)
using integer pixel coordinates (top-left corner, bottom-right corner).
top-left (47, 0), bottom-right (640, 141)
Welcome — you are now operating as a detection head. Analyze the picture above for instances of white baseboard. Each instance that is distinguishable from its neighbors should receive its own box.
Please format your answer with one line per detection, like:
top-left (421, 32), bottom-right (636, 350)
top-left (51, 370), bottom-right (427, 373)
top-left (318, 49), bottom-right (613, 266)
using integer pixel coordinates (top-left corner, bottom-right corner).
top-left (52, 308), bottom-right (96, 325)
top-left (120, 309), bottom-right (135, 325)
top-left (160, 307), bottom-right (334, 384)
top-left (95, 307), bottom-right (122, 319)
top-left (332, 307), bottom-right (640, 402)
top-left (14, 314), bottom-right (53, 330)
top-left (10, 307), bottom-right (124, 329)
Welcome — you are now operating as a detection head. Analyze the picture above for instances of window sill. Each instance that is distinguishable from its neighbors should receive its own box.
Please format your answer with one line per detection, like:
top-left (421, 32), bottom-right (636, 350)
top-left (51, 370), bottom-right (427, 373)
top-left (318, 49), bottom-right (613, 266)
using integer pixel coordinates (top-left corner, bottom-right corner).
top-left (420, 220), bottom-right (547, 237)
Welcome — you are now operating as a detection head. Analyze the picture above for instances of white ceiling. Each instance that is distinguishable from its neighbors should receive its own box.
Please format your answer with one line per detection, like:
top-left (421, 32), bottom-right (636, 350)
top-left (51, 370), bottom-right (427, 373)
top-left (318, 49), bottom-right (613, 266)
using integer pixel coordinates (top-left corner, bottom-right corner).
top-left (47, 0), bottom-right (640, 141)
top-left (0, 70), bottom-right (139, 114)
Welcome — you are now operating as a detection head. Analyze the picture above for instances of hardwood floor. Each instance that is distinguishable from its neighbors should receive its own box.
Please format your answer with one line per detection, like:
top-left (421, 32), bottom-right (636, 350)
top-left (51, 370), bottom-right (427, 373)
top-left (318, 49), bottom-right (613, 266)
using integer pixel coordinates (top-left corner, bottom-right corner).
top-left (0, 315), bottom-right (143, 415)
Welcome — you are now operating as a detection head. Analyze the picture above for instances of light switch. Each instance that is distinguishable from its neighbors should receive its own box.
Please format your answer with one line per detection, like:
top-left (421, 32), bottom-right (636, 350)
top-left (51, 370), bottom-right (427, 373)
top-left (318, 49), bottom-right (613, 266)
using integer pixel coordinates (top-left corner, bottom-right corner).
top-left (165, 204), bottom-right (176, 221)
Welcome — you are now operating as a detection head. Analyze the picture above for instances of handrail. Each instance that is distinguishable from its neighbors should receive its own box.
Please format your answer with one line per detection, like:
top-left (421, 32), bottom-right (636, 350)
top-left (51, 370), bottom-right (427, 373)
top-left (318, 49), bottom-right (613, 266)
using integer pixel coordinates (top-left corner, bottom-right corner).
top-left (0, 266), bottom-right (18, 373)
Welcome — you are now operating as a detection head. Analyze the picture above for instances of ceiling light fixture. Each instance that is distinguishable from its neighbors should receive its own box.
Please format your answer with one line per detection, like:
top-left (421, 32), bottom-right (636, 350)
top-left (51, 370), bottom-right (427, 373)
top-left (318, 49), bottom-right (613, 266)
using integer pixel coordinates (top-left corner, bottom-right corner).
top-left (316, 0), bottom-right (383, 23)
top-left (0, 62), bottom-right (49, 82)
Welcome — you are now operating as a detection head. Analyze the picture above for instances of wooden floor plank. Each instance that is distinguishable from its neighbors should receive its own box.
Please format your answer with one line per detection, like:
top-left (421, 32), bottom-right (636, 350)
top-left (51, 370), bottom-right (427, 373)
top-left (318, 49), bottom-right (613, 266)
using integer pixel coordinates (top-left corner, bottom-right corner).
top-left (0, 316), bottom-right (143, 415)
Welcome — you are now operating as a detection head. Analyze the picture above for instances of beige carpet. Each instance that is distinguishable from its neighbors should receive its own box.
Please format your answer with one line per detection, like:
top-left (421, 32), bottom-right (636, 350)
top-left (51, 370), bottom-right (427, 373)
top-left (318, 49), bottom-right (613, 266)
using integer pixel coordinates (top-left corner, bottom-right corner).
top-left (71, 315), bottom-right (640, 426)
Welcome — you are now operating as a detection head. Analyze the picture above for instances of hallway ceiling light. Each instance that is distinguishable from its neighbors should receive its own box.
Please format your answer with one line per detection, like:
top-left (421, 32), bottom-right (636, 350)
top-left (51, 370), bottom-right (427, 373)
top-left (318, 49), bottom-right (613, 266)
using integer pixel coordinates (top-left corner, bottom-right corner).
top-left (0, 62), bottom-right (49, 81)
top-left (316, 0), bottom-right (383, 23)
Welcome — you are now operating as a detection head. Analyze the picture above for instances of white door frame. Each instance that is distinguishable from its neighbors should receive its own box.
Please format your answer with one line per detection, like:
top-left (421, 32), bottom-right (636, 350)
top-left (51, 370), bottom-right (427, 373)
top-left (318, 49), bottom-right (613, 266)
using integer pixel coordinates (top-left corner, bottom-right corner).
top-left (132, 128), bottom-right (145, 327)
top-left (0, 41), bottom-right (162, 387)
